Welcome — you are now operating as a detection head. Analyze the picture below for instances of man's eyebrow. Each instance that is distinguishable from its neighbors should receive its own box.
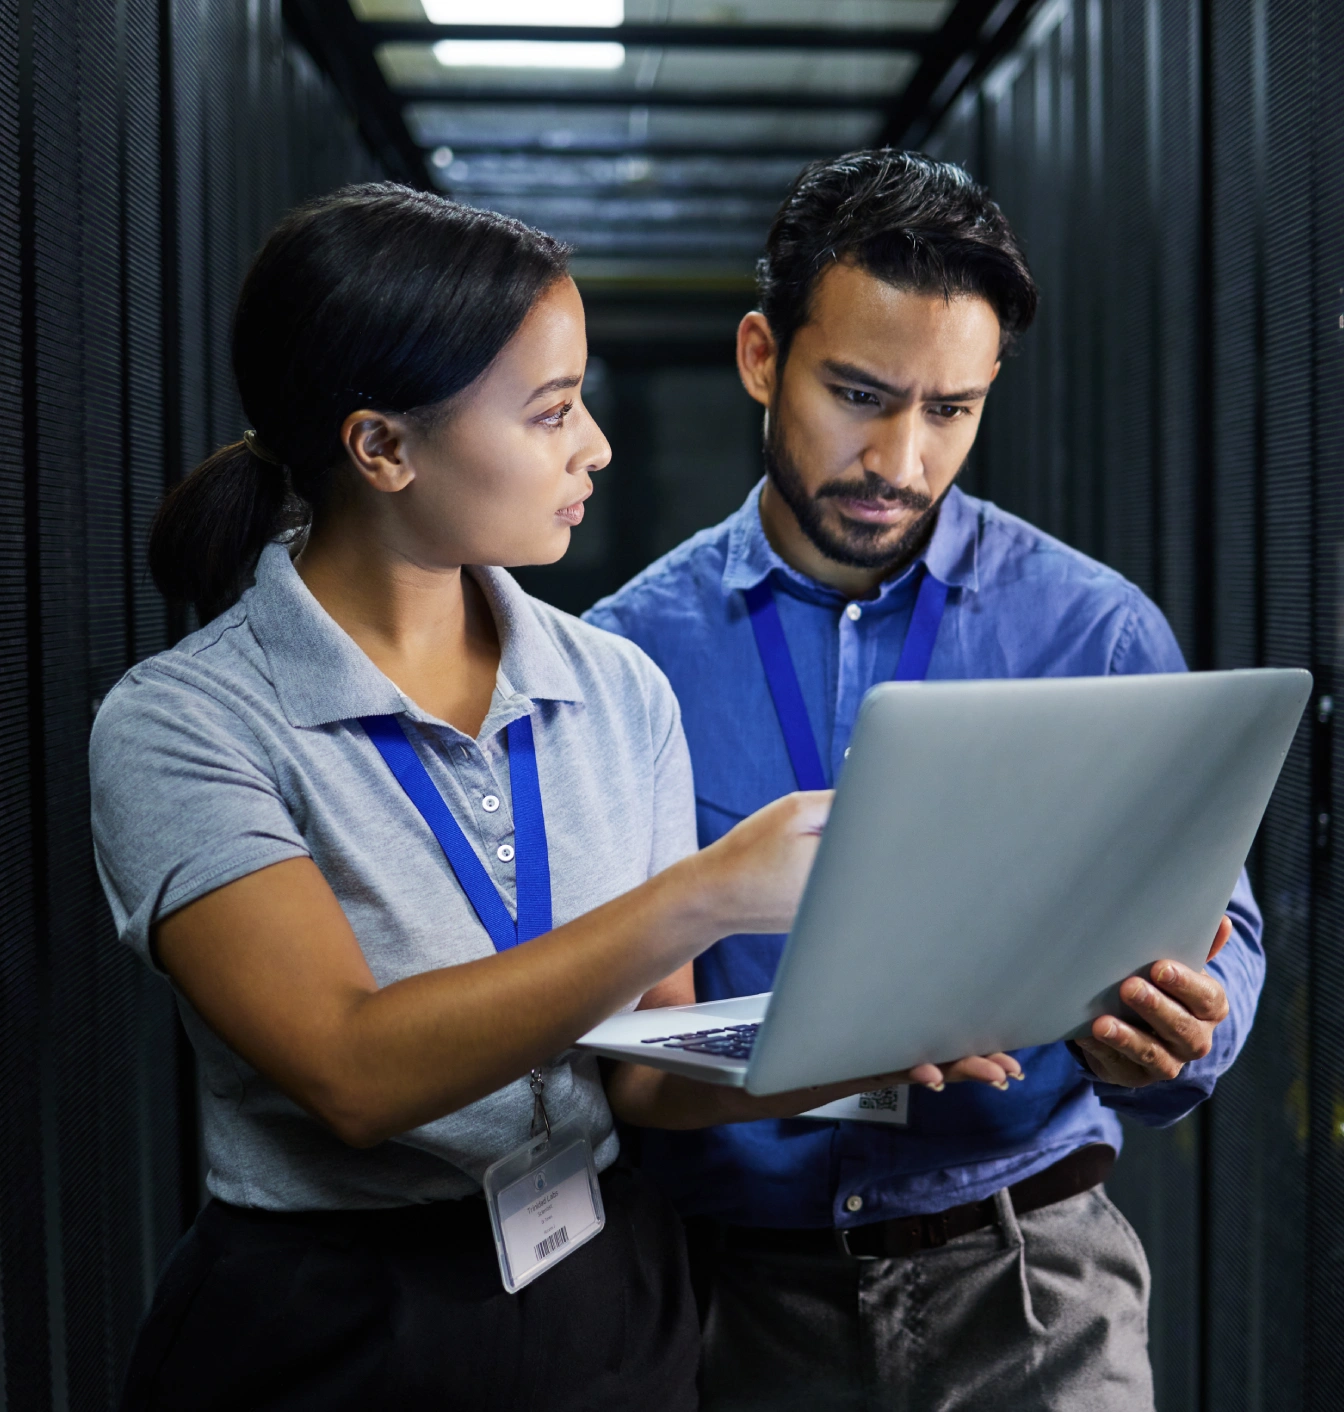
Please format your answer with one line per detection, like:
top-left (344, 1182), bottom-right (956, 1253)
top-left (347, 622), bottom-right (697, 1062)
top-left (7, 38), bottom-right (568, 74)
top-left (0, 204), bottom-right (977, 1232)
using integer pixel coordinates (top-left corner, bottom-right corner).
top-left (926, 385), bottom-right (992, 403)
top-left (526, 374), bottom-right (582, 403)
top-left (821, 360), bottom-right (989, 403)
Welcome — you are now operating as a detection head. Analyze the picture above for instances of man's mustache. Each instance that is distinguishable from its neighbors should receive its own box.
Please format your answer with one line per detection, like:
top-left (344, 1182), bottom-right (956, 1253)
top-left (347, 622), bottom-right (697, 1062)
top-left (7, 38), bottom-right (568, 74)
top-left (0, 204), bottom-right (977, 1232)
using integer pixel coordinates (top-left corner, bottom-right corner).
top-left (814, 474), bottom-right (932, 513)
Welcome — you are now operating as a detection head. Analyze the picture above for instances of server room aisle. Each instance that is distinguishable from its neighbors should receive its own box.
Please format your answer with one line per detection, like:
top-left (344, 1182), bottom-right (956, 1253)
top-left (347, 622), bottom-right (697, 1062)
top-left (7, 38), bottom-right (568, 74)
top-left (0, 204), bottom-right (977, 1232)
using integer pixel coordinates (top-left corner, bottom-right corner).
top-left (1, 2), bottom-right (1341, 1409)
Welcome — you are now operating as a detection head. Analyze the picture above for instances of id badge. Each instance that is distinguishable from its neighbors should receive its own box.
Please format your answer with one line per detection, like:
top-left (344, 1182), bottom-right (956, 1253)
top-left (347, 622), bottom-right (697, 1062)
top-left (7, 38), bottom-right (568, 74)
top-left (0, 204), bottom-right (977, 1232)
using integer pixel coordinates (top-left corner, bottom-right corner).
top-left (483, 1122), bottom-right (605, 1293)
top-left (802, 1084), bottom-right (910, 1126)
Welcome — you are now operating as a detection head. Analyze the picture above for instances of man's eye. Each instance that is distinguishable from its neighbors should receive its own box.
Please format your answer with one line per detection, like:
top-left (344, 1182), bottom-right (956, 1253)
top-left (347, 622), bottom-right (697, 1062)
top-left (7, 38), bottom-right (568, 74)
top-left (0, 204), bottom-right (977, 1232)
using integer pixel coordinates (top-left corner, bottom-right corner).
top-left (835, 387), bottom-right (880, 407)
top-left (930, 404), bottom-right (969, 420)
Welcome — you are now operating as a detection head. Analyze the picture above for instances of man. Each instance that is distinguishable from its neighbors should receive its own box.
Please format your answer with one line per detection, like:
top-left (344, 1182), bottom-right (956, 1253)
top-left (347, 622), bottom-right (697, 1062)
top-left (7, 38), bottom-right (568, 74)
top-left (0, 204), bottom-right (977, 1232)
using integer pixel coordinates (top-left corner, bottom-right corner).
top-left (585, 151), bottom-right (1261, 1411)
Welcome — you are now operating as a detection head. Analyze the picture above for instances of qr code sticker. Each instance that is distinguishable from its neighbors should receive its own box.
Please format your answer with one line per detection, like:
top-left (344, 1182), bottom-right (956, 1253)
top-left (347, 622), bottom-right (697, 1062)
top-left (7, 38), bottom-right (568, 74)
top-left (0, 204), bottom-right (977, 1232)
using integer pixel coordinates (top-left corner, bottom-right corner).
top-left (858, 1088), bottom-right (905, 1111)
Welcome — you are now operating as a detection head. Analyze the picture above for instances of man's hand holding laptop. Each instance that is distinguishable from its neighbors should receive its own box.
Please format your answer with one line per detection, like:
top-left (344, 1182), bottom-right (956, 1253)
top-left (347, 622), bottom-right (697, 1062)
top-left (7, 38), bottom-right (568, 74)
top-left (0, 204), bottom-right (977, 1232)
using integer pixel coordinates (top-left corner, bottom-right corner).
top-left (1075, 916), bottom-right (1234, 1088)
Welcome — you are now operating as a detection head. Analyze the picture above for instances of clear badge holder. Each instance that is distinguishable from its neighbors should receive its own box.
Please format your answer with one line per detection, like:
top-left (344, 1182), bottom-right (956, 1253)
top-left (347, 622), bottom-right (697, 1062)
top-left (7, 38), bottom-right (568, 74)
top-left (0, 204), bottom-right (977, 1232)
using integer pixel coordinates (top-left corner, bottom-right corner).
top-left (482, 1070), bottom-right (605, 1294)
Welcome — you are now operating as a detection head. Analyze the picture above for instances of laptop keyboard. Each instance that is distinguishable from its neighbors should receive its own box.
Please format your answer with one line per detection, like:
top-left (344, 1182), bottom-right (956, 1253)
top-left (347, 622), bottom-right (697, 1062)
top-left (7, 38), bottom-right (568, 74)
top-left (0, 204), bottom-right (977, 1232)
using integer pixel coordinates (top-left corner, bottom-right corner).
top-left (640, 1023), bottom-right (760, 1061)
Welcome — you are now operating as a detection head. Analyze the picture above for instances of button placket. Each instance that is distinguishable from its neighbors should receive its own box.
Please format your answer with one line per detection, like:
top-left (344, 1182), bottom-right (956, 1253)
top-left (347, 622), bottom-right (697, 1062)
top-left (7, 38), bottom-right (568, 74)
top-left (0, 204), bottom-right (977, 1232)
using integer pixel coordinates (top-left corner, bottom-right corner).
top-left (442, 730), bottom-right (517, 891)
top-left (478, 729), bottom-right (517, 888)
top-left (833, 608), bottom-right (867, 779)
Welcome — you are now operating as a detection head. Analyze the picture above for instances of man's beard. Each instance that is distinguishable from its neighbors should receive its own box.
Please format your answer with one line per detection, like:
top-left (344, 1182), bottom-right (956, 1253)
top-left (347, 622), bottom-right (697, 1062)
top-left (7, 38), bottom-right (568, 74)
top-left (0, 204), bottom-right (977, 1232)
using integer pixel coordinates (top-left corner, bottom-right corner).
top-left (762, 411), bottom-right (955, 573)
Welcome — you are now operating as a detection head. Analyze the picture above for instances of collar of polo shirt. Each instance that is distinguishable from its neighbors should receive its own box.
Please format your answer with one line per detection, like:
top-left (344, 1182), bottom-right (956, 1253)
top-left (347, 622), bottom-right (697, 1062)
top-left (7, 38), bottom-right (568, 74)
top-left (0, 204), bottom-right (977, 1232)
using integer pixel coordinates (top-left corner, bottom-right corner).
top-left (245, 542), bottom-right (586, 731)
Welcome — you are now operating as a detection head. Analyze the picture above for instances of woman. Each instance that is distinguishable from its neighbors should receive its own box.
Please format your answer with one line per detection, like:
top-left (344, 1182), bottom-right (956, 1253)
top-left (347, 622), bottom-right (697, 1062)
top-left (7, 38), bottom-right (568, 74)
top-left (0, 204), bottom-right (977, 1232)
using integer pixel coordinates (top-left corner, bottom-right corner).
top-left (92, 184), bottom-right (1015, 1411)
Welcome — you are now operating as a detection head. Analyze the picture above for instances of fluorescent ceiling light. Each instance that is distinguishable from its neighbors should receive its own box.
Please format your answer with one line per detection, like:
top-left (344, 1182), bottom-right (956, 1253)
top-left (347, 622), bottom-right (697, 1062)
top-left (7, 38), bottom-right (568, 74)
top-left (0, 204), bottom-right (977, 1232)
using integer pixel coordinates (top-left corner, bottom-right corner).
top-left (422, 0), bottom-right (623, 25)
top-left (434, 40), bottom-right (626, 70)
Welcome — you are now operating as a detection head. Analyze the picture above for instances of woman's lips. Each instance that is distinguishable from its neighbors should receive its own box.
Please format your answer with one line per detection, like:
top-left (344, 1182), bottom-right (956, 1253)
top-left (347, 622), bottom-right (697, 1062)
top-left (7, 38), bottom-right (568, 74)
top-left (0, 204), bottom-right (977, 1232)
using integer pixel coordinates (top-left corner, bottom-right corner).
top-left (556, 500), bottom-right (586, 526)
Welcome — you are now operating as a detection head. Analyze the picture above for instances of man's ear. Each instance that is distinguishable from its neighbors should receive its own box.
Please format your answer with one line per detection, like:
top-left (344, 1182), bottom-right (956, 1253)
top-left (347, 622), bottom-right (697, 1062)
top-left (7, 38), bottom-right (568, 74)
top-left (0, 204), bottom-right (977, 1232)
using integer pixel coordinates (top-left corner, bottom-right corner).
top-left (737, 311), bottom-right (778, 409)
top-left (341, 410), bottom-right (415, 493)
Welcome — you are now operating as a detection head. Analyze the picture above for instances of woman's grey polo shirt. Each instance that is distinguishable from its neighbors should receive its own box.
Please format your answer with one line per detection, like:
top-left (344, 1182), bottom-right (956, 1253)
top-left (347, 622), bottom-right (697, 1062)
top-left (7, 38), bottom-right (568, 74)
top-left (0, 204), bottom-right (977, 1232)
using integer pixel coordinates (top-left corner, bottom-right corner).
top-left (90, 542), bottom-right (697, 1211)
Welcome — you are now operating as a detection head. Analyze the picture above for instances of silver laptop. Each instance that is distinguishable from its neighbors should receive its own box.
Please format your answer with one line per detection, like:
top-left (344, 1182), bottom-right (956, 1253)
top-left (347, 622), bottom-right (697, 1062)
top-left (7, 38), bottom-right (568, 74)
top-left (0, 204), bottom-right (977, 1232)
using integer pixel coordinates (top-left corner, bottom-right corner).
top-left (577, 669), bottom-right (1310, 1096)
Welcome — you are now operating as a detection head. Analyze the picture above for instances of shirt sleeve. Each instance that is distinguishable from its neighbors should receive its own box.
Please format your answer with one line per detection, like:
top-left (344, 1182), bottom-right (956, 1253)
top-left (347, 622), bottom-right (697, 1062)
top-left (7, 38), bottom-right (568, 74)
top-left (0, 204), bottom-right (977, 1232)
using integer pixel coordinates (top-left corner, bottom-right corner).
top-left (1090, 589), bottom-right (1268, 1125)
top-left (89, 665), bottom-right (311, 973)
top-left (645, 664), bottom-right (699, 879)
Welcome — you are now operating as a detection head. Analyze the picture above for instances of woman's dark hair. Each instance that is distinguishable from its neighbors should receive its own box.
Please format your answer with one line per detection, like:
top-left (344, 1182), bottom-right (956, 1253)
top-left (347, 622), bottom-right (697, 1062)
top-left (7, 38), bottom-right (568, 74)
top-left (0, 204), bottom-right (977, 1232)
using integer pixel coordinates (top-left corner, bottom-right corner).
top-left (149, 183), bottom-right (571, 622)
top-left (757, 149), bottom-right (1038, 367)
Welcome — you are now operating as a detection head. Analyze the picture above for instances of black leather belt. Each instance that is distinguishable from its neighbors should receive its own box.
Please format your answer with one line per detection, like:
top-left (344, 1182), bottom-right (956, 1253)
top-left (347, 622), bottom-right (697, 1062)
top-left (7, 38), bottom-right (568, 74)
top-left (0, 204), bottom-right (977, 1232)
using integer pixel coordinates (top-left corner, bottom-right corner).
top-left (721, 1143), bottom-right (1116, 1260)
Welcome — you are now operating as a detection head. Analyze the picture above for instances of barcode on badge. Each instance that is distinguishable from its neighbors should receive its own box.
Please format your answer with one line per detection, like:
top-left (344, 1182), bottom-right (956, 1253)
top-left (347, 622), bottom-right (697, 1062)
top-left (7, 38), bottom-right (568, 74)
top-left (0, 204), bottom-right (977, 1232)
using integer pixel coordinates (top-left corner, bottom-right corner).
top-left (858, 1088), bottom-right (905, 1111)
top-left (534, 1226), bottom-right (570, 1262)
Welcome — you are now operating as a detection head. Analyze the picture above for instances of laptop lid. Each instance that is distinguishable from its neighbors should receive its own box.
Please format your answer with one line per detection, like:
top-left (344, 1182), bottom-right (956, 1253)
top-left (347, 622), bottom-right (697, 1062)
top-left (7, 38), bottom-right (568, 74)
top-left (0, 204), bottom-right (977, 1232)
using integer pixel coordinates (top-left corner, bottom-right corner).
top-left (744, 669), bottom-right (1310, 1096)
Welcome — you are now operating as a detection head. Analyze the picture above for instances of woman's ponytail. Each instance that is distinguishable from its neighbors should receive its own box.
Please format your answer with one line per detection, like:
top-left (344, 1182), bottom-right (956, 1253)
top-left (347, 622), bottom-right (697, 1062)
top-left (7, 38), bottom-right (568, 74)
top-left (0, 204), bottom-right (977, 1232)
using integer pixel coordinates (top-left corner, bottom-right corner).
top-left (148, 437), bottom-right (294, 625)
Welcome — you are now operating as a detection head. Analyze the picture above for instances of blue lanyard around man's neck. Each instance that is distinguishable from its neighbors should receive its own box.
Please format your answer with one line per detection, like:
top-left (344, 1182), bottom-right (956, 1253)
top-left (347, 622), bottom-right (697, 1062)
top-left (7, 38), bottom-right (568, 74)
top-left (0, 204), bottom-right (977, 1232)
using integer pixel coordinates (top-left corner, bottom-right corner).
top-left (360, 713), bottom-right (551, 951)
top-left (743, 565), bottom-right (950, 791)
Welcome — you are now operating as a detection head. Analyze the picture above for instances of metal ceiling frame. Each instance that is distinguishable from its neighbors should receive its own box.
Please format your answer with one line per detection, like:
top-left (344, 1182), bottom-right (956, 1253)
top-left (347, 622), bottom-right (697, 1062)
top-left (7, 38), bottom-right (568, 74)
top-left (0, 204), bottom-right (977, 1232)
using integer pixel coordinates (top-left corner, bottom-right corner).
top-left (395, 89), bottom-right (891, 111)
top-left (362, 21), bottom-right (938, 51)
top-left (284, 0), bottom-right (1043, 208)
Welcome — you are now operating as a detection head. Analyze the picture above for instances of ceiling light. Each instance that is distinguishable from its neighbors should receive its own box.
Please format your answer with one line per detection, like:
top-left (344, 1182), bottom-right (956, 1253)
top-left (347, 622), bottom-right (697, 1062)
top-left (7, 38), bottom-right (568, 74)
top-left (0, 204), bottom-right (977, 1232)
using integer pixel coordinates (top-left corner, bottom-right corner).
top-left (429, 146), bottom-right (454, 168)
top-left (433, 40), bottom-right (625, 70)
top-left (422, 0), bottom-right (623, 25)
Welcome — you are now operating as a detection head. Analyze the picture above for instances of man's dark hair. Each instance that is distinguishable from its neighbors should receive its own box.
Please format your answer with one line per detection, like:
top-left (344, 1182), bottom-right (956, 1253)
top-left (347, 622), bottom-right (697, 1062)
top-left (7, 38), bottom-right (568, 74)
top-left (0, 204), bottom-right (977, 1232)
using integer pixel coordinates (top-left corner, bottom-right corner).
top-left (757, 149), bottom-right (1038, 364)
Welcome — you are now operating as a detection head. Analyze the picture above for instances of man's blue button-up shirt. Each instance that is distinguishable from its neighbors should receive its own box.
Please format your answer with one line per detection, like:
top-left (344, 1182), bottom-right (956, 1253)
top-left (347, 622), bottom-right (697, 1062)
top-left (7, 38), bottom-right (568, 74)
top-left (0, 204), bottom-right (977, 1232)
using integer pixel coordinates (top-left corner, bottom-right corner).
top-left (585, 482), bottom-right (1265, 1228)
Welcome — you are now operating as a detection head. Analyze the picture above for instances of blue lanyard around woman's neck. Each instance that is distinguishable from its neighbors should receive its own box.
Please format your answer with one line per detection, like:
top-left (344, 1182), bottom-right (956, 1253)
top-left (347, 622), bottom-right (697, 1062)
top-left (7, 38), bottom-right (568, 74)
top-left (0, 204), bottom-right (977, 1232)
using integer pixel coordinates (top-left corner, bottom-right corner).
top-left (360, 713), bottom-right (551, 951)
top-left (743, 566), bottom-right (950, 791)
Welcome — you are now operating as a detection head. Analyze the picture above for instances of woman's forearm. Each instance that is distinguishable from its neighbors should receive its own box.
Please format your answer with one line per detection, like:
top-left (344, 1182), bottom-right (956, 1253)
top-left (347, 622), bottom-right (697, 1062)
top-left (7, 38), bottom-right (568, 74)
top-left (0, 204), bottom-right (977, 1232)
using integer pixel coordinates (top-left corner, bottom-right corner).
top-left (156, 793), bottom-right (832, 1147)
top-left (157, 850), bottom-right (728, 1148)
top-left (330, 857), bottom-right (732, 1143)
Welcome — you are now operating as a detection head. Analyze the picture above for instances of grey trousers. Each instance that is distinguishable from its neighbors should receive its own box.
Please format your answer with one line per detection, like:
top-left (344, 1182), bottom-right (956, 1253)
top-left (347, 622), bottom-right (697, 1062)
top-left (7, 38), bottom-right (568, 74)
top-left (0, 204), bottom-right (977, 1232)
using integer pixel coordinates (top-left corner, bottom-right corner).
top-left (699, 1187), bottom-right (1155, 1412)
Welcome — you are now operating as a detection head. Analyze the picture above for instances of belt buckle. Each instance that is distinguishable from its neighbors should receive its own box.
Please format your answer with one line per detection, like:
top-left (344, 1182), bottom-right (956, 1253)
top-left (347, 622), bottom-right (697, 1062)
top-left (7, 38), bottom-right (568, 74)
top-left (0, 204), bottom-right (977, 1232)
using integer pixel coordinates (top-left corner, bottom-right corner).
top-left (921, 1210), bottom-right (950, 1250)
top-left (834, 1226), bottom-right (878, 1260)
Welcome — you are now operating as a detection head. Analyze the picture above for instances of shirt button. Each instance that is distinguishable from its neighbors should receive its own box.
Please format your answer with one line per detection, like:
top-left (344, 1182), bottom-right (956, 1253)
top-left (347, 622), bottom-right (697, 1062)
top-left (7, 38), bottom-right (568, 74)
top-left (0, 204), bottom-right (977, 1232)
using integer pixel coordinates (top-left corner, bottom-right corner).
top-left (481, 794), bottom-right (500, 813)
top-left (845, 602), bottom-right (862, 621)
top-left (845, 1194), bottom-right (864, 1213)
top-left (496, 844), bottom-right (515, 863)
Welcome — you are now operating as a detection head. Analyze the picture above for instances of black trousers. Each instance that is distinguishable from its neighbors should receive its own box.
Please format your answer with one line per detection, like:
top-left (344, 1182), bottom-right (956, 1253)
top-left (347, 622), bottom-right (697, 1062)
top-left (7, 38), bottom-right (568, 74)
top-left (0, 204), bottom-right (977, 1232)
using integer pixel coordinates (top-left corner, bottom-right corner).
top-left (121, 1165), bottom-right (699, 1412)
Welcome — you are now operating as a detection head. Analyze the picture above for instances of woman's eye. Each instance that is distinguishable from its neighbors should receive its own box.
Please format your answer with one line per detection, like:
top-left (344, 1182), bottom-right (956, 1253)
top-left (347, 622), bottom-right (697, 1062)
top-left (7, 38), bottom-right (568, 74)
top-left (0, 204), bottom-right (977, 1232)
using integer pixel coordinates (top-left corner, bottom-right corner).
top-left (539, 401), bottom-right (574, 428)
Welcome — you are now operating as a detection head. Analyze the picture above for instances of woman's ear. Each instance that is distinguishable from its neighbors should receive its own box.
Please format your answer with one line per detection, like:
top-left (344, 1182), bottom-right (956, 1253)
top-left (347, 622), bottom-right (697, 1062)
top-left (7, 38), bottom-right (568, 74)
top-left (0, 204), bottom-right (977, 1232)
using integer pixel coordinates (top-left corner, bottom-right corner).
top-left (341, 410), bottom-right (416, 493)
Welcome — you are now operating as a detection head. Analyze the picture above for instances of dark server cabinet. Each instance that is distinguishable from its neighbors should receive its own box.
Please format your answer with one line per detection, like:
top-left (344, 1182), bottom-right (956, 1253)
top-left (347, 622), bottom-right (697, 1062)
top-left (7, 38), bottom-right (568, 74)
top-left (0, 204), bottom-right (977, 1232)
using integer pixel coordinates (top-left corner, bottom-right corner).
top-left (0, 2), bottom-right (379, 1406)
top-left (929, 1), bottom-right (1343, 1407)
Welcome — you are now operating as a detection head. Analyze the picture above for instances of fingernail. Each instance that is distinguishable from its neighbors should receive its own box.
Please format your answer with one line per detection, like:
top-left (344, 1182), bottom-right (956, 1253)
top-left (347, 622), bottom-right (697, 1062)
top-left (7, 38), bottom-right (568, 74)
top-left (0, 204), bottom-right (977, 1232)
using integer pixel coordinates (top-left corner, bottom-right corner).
top-left (1010, 1071), bottom-right (1026, 1081)
top-left (1103, 1022), bottom-right (1117, 1039)
top-left (1159, 965), bottom-right (1174, 984)
top-left (924, 1081), bottom-right (945, 1092)
top-left (993, 1079), bottom-right (1009, 1091)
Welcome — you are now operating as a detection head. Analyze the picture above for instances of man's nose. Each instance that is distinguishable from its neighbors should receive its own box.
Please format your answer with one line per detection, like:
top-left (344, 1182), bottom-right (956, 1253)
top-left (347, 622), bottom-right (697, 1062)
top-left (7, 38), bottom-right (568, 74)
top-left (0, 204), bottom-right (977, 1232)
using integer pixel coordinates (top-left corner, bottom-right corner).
top-left (861, 411), bottom-right (923, 489)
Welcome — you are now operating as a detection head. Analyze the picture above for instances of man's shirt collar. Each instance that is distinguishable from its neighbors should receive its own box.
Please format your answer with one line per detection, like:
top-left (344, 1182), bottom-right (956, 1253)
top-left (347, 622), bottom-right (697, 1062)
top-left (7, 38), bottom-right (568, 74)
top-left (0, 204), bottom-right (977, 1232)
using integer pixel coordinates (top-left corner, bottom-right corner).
top-left (244, 541), bottom-right (585, 730)
top-left (721, 478), bottom-right (980, 606)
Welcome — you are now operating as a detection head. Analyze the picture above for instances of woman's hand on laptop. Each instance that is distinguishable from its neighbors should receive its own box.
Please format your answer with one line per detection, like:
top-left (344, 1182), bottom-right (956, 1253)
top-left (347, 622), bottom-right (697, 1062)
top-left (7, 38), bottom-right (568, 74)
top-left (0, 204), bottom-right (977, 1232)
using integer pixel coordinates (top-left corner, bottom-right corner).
top-left (1072, 915), bottom-right (1233, 1087)
top-left (692, 790), bottom-right (834, 936)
